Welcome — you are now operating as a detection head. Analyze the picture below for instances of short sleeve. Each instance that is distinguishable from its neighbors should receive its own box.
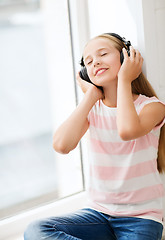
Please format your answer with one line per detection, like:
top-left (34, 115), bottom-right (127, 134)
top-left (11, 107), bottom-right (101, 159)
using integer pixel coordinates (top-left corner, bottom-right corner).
top-left (154, 115), bottom-right (165, 130)
top-left (137, 96), bottom-right (165, 131)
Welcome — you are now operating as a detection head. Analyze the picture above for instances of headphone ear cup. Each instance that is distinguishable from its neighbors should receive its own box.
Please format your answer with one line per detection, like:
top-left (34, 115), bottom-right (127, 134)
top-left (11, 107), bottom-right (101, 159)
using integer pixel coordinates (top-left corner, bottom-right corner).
top-left (79, 67), bottom-right (91, 83)
top-left (79, 67), bottom-right (103, 91)
top-left (120, 51), bottom-right (124, 64)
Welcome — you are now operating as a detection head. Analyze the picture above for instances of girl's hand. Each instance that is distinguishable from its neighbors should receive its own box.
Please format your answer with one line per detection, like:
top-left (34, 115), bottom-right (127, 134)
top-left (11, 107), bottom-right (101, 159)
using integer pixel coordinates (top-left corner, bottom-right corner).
top-left (118, 46), bottom-right (143, 83)
top-left (76, 72), bottom-right (104, 101)
top-left (76, 72), bottom-right (92, 93)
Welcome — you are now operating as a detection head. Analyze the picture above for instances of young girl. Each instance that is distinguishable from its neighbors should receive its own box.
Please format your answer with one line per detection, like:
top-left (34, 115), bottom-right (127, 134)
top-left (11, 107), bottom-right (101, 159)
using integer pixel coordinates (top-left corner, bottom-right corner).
top-left (24, 33), bottom-right (165, 240)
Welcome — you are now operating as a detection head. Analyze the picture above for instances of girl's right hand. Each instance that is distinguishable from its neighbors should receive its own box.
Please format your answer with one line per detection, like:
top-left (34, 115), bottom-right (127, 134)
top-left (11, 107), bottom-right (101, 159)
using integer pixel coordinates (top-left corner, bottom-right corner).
top-left (76, 72), bottom-right (104, 101)
top-left (76, 72), bottom-right (91, 93)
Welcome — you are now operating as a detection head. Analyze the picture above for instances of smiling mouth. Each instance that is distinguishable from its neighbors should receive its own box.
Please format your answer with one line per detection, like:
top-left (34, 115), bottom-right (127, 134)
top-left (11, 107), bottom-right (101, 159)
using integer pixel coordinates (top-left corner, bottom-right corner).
top-left (95, 68), bottom-right (108, 76)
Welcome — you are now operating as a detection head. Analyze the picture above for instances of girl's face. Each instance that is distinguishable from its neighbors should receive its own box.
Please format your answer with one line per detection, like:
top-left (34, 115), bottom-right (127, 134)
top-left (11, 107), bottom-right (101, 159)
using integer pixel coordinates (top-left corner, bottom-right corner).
top-left (83, 37), bottom-right (121, 87)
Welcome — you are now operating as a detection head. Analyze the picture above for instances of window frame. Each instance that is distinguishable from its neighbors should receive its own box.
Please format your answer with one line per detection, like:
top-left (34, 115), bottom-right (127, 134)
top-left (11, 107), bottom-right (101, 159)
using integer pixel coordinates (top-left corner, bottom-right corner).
top-left (0, 0), bottom-right (89, 238)
top-left (0, 192), bottom-right (87, 240)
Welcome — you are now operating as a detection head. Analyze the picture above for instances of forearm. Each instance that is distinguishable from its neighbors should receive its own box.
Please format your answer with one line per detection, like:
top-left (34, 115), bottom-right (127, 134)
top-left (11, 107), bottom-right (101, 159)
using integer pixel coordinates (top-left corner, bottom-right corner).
top-left (117, 78), bottom-right (140, 140)
top-left (116, 47), bottom-right (144, 140)
top-left (53, 87), bottom-right (99, 153)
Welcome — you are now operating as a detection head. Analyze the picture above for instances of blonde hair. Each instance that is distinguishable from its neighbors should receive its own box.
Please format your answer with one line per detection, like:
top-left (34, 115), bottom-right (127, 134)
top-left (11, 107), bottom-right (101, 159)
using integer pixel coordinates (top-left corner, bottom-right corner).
top-left (96, 33), bottom-right (165, 173)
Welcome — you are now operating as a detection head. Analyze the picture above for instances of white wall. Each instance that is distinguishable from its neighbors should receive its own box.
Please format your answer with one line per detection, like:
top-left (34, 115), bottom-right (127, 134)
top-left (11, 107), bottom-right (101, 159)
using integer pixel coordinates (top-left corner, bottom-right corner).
top-left (87, 0), bottom-right (165, 101)
top-left (142, 0), bottom-right (165, 101)
top-left (87, 0), bottom-right (138, 44)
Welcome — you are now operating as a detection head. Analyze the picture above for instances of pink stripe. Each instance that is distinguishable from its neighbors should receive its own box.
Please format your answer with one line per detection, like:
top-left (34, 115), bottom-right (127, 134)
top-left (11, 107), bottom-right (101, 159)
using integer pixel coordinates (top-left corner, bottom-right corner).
top-left (89, 112), bottom-right (117, 130)
top-left (89, 184), bottom-right (164, 204)
top-left (88, 201), bottom-right (163, 221)
top-left (90, 134), bottom-right (158, 155)
top-left (90, 159), bottom-right (157, 180)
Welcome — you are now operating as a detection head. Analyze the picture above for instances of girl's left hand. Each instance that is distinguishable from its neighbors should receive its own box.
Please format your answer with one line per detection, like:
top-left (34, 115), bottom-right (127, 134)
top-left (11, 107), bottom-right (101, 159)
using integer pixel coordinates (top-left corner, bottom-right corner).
top-left (118, 46), bottom-right (143, 83)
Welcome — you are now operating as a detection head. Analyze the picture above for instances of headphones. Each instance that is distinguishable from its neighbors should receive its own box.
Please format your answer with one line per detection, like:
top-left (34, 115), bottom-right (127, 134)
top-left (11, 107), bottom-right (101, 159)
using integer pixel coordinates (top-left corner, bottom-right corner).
top-left (79, 33), bottom-right (131, 85)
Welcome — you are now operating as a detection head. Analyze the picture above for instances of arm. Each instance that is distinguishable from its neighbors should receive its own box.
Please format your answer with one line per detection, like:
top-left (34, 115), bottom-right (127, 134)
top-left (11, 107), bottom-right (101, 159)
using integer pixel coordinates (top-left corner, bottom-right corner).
top-left (117, 47), bottom-right (165, 141)
top-left (53, 75), bottom-right (103, 154)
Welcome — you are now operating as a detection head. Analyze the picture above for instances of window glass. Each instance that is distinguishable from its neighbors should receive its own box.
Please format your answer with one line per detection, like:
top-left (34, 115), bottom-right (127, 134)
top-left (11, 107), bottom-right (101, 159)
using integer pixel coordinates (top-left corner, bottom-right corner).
top-left (0, 0), bottom-right (84, 219)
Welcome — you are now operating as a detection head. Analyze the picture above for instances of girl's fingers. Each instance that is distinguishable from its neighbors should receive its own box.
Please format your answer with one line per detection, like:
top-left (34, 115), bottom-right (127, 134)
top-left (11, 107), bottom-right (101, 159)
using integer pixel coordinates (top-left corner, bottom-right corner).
top-left (129, 47), bottom-right (143, 64)
top-left (135, 49), bottom-right (141, 59)
top-left (135, 50), bottom-right (144, 65)
top-left (122, 47), bottom-right (129, 60)
top-left (130, 46), bottom-right (136, 59)
top-left (140, 55), bottom-right (144, 67)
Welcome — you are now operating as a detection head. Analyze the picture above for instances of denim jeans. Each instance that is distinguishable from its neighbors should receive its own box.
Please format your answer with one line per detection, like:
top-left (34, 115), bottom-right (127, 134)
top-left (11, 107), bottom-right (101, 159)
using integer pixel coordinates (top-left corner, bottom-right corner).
top-left (24, 208), bottom-right (163, 240)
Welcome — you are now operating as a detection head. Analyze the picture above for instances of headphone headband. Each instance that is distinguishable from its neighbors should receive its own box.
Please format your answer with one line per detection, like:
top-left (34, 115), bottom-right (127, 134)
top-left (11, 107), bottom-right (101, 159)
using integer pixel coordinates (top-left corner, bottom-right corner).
top-left (104, 32), bottom-right (131, 49)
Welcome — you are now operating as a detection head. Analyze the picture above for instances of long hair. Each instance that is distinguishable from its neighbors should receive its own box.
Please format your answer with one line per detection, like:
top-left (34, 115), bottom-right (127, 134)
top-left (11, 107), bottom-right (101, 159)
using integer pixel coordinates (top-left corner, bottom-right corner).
top-left (96, 33), bottom-right (165, 173)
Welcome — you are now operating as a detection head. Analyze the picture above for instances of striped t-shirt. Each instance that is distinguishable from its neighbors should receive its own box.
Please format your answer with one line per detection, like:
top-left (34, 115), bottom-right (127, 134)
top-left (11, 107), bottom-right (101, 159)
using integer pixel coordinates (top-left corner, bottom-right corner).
top-left (87, 94), bottom-right (165, 224)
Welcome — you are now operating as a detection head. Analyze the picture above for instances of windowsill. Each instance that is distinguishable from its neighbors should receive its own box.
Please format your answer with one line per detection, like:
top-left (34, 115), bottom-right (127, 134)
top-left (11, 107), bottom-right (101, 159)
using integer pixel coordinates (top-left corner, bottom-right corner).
top-left (0, 191), bottom-right (87, 240)
top-left (1, 191), bottom-right (165, 240)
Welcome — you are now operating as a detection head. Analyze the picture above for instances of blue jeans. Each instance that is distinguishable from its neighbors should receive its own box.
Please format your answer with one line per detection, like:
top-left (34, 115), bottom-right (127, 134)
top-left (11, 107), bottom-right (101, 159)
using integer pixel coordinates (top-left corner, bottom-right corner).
top-left (24, 208), bottom-right (163, 240)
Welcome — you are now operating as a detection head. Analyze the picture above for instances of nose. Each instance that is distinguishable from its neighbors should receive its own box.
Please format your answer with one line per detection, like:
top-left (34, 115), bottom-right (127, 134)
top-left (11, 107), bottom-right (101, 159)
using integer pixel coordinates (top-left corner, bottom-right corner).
top-left (93, 57), bottom-right (100, 67)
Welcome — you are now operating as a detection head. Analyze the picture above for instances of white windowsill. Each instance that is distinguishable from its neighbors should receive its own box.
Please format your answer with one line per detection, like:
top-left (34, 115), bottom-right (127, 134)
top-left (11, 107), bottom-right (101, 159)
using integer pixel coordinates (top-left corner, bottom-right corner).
top-left (0, 191), bottom-right (87, 240)
top-left (1, 191), bottom-right (165, 240)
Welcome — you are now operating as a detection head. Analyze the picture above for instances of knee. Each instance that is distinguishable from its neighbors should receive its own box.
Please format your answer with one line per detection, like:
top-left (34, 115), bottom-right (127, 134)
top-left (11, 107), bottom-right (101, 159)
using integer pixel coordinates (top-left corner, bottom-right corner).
top-left (24, 220), bottom-right (42, 240)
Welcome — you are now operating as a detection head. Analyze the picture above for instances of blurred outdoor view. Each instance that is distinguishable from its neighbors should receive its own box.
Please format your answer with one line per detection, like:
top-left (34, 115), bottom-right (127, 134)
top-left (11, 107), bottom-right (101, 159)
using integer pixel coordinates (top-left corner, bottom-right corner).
top-left (0, 0), bottom-right (84, 219)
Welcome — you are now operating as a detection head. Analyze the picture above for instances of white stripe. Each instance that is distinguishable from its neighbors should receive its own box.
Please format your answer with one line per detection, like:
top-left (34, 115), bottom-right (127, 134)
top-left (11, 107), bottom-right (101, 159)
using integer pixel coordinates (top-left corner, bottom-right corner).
top-left (89, 126), bottom-right (121, 142)
top-left (89, 126), bottom-right (159, 143)
top-left (91, 100), bottom-right (116, 117)
top-left (91, 96), bottom-right (164, 118)
top-left (97, 197), bottom-right (163, 214)
top-left (89, 147), bottom-right (157, 167)
top-left (91, 96), bottom-right (143, 117)
top-left (89, 172), bottom-right (162, 193)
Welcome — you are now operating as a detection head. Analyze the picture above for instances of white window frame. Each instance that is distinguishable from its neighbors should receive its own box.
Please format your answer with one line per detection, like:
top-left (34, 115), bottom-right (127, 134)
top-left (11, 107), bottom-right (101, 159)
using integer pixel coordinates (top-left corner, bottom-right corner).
top-left (0, 192), bottom-right (87, 240)
top-left (0, 0), bottom-right (89, 239)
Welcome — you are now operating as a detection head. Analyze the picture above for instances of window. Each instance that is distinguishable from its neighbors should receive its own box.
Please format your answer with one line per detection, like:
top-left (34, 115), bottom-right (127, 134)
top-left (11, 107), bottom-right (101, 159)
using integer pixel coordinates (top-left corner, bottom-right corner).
top-left (0, 0), bottom-right (84, 220)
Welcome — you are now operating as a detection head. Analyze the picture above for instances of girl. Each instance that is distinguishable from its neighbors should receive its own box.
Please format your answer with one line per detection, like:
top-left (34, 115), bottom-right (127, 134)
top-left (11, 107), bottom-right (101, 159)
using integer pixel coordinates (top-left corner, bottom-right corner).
top-left (24, 33), bottom-right (165, 240)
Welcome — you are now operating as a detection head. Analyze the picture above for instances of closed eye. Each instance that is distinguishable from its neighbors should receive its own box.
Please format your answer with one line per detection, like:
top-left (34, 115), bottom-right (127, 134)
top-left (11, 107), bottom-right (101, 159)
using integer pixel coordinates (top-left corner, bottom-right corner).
top-left (101, 52), bottom-right (107, 56)
top-left (87, 60), bottom-right (92, 65)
